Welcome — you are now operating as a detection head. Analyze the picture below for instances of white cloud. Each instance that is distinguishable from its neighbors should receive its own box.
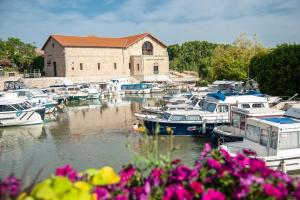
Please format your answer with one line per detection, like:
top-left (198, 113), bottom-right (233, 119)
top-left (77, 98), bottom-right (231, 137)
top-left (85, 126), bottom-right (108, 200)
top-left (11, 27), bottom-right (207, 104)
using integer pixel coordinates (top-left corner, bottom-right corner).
top-left (0, 0), bottom-right (299, 47)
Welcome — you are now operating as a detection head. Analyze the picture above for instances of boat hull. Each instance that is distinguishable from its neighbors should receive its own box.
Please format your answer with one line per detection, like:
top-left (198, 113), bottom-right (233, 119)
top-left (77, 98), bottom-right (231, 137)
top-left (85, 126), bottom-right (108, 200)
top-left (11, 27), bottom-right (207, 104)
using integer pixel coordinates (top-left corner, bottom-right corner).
top-left (0, 109), bottom-right (44, 127)
top-left (143, 120), bottom-right (217, 136)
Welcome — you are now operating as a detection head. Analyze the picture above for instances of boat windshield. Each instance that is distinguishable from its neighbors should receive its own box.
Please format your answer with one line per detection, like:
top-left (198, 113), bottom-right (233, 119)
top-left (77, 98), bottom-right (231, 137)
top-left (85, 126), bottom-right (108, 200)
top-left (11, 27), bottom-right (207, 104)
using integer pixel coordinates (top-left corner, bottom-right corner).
top-left (0, 105), bottom-right (16, 112)
top-left (202, 101), bottom-right (217, 112)
top-left (162, 113), bottom-right (171, 120)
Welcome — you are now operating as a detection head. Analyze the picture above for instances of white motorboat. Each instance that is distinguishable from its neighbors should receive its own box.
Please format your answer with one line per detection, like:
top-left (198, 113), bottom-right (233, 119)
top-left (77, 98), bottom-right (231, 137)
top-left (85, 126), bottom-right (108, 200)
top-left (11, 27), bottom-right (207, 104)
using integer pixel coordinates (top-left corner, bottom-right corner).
top-left (14, 89), bottom-right (58, 113)
top-left (212, 107), bottom-right (285, 145)
top-left (0, 93), bottom-right (45, 127)
top-left (220, 107), bottom-right (300, 172)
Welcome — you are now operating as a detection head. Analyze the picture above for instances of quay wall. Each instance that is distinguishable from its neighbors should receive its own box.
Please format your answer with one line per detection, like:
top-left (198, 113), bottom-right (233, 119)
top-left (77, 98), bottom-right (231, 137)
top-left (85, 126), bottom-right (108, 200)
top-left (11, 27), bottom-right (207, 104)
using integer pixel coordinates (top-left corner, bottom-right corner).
top-left (0, 76), bottom-right (139, 90)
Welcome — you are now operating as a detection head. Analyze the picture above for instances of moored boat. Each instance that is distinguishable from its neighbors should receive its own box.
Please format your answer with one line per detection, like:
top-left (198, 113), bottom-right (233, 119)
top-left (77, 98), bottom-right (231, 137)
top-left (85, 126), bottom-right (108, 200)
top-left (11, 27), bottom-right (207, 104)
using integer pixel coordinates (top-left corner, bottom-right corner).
top-left (0, 93), bottom-right (45, 127)
top-left (219, 110), bottom-right (300, 172)
top-left (139, 93), bottom-right (269, 136)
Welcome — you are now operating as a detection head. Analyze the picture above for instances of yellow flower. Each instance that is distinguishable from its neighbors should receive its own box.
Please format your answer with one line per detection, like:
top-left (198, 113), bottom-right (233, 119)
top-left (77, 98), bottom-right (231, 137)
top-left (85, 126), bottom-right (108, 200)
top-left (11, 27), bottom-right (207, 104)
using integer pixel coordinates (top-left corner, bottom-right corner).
top-left (166, 127), bottom-right (173, 134)
top-left (74, 181), bottom-right (90, 192)
top-left (137, 125), bottom-right (146, 133)
top-left (92, 166), bottom-right (120, 186)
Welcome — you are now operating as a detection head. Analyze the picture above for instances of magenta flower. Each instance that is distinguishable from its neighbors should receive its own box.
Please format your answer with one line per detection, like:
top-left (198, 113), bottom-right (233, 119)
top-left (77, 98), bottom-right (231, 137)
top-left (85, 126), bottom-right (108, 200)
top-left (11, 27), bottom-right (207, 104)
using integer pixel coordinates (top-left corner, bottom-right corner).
top-left (219, 148), bottom-right (231, 161)
top-left (94, 187), bottom-right (111, 200)
top-left (189, 181), bottom-right (203, 194)
top-left (119, 165), bottom-right (136, 185)
top-left (148, 167), bottom-right (165, 186)
top-left (115, 194), bottom-right (128, 200)
top-left (207, 158), bottom-right (222, 171)
top-left (242, 148), bottom-right (257, 156)
top-left (171, 159), bottom-right (181, 165)
top-left (200, 143), bottom-right (212, 158)
top-left (0, 176), bottom-right (22, 198)
top-left (263, 183), bottom-right (284, 199)
top-left (233, 186), bottom-right (249, 199)
top-left (163, 184), bottom-right (193, 200)
top-left (55, 164), bottom-right (79, 182)
top-left (202, 189), bottom-right (225, 200)
top-left (169, 165), bottom-right (191, 182)
top-left (132, 181), bottom-right (151, 200)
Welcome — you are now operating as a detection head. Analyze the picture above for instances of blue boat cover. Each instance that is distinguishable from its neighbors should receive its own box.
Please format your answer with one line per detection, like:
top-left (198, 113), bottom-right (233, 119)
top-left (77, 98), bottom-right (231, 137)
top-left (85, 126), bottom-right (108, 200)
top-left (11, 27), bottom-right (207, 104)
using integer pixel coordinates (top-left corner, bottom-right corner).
top-left (207, 91), bottom-right (226, 101)
top-left (262, 117), bottom-right (299, 124)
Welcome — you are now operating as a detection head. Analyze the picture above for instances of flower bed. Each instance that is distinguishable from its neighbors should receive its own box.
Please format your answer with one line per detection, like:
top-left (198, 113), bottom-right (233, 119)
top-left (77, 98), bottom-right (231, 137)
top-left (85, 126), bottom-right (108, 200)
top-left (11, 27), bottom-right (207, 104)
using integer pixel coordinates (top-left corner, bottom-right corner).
top-left (1, 144), bottom-right (300, 200)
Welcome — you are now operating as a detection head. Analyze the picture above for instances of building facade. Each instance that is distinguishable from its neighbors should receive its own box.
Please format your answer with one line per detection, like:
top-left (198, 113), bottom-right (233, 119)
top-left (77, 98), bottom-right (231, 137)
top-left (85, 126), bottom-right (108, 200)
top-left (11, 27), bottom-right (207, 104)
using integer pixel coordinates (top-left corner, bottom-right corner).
top-left (42, 33), bottom-right (169, 81)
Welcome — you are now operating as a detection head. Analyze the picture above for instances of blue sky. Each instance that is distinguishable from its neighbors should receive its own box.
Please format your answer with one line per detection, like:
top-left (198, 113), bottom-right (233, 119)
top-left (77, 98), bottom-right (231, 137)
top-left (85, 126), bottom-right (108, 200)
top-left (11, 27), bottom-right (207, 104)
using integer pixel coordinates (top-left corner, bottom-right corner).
top-left (0, 0), bottom-right (300, 47)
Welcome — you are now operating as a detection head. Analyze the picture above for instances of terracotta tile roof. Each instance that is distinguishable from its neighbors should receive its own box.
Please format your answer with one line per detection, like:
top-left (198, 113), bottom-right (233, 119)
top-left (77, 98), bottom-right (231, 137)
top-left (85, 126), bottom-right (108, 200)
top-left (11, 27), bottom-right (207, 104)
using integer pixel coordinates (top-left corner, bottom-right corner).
top-left (42, 33), bottom-right (166, 50)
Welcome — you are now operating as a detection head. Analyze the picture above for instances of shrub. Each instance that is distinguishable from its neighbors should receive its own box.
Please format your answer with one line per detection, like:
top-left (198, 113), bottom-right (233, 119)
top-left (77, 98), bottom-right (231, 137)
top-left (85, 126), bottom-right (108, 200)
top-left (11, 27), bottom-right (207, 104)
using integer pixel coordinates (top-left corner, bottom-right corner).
top-left (1, 144), bottom-right (300, 200)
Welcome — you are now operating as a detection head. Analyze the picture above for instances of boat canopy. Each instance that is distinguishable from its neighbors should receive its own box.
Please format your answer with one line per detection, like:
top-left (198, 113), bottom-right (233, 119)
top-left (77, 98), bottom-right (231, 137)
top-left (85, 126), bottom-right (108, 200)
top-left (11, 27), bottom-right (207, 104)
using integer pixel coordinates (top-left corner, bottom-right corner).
top-left (262, 117), bottom-right (299, 124)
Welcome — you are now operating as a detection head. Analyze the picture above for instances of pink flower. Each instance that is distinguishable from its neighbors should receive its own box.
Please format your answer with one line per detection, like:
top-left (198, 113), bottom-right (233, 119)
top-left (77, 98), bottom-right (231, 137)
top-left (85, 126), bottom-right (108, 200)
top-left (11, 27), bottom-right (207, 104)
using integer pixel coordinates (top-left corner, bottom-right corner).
top-left (207, 158), bottom-right (222, 171)
top-left (189, 181), bottom-right (203, 194)
top-left (119, 165), bottom-right (136, 185)
top-left (169, 165), bottom-right (191, 182)
top-left (219, 148), bottom-right (231, 161)
top-left (202, 189), bottom-right (225, 200)
top-left (55, 164), bottom-right (78, 182)
top-left (163, 184), bottom-right (192, 200)
top-left (94, 187), bottom-right (110, 200)
top-left (115, 194), bottom-right (128, 200)
top-left (263, 183), bottom-right (284, 199)
top-left (200, 143), bottom-right (212, 158)
top-left (148, 168), bottom-right (165, 186)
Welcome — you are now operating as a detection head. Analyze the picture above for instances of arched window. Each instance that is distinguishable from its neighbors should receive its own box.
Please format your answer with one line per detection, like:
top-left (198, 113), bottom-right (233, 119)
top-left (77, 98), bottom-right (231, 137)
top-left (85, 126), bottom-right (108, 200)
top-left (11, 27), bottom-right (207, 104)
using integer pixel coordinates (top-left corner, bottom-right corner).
top-left (142, 41), bottom-right (153, 55)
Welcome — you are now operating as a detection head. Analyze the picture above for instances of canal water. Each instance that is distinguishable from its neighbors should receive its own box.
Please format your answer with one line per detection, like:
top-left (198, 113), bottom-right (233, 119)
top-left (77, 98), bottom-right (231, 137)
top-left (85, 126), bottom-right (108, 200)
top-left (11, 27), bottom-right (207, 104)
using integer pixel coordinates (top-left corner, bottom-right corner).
top-left (0, 95), bottom-right (209, 184)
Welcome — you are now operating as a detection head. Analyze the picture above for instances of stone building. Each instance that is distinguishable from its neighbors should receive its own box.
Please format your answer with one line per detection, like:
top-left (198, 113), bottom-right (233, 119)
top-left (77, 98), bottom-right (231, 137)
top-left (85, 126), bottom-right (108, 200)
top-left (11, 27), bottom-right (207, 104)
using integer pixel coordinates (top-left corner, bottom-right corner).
top-left (41, 33), bottom-right (169, 81)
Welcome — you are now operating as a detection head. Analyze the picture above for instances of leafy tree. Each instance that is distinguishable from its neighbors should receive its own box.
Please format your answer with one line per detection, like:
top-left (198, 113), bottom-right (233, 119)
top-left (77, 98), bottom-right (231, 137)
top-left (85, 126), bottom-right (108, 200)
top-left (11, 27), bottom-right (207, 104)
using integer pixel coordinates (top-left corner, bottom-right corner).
top-left (249, 44), bottom-right (300, 96)
top-left (209, 33), bottom-right (266, 80)
top-left (31, 56), bottom-right (44, 72)
top-left (0, 37), bottom-right (37, 71)
top-left (167, 41), bottom-right (217, 78)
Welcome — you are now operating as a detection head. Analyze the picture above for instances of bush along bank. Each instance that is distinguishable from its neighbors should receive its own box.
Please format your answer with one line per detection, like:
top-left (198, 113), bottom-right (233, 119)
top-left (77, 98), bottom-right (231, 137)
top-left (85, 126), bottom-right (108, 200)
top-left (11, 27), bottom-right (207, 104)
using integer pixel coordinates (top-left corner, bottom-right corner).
top-left (1, 144), bottom-right (300, 200)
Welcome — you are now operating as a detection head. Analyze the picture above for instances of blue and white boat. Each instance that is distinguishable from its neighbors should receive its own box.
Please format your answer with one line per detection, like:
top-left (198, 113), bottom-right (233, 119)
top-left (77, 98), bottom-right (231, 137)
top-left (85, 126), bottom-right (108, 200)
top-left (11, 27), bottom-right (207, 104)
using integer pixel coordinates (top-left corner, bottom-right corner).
top-left (121, 83), bottom-right (152, 94)
top-left (139, 93), bottom-right (269, 136)
top-left (219, 106), bottom-right (300, 172)
top-left (212, 107), bottom-right (285, 146)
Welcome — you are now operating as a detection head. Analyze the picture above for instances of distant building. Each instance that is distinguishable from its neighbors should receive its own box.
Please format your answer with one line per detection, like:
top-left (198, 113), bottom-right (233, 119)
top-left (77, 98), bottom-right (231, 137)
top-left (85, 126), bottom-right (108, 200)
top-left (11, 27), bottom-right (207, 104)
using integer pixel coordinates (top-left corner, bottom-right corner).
top-left (41, 33), bottom-right (169, 81)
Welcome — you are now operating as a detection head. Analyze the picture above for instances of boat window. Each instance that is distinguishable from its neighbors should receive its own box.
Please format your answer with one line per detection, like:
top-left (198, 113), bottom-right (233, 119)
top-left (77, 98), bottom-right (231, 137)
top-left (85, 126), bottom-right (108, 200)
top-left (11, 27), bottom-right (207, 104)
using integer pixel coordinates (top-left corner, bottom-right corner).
top-left (0, 105), bottom-right (16, 112)
top-left (17, 91), bottom-right (26, 96)
top-left (170, 115), bottom-right (186, 121)
top-left (162, 113), bottom-right (171, 120)
top-left (207, 103), bottom-right (216, 112)
top-left (260, 129), bottom-right (269, 147)
top-left (252, 103), bottom-right (264, 108)
top-left (270, 131), bottom-right (278, 149)
top-left (232, 113), bottom-right (241, 128)
top-left (197, 99), bottom-right (205, 107)
top-left (186, 115), bottom-right (201, 121)
top-left (242, 104), bottom-right (251, 109)
top-left (218, 105), bottom-right (228, 112)
top-left (279, 131), bottom-right (300, 150)
top-left (246, 125), bottom-right (260, 142)
top-left (11, 104), bottom-right (24, 110)
top-left (20, 102), bottom-right (31, 109)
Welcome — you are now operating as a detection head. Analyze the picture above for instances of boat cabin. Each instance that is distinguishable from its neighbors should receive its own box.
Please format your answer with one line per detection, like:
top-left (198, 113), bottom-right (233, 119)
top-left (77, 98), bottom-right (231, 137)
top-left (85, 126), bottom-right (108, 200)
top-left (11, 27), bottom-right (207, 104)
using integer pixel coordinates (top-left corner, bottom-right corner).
top-left (203, 93), bottom-right (269, 113)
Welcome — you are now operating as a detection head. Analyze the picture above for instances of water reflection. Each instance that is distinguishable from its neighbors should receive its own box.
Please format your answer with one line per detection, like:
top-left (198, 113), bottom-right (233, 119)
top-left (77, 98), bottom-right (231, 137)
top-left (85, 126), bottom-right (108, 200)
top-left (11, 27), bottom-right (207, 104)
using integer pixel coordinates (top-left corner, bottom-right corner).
top-left (0, 95), bottom-right (205, 182)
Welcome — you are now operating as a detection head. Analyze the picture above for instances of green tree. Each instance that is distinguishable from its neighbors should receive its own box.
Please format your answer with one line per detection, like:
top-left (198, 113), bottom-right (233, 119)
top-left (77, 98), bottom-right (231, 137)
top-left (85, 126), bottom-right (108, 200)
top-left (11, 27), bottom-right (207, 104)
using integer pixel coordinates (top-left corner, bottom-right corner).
top-left (249, 44), bottom-right (300, 96)
top-left (167, 41), bottom-right (217, 78)
top-left (210, 33), bottom-right (266, 80)
top-left (0, 37), bottom-right (37, 71)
